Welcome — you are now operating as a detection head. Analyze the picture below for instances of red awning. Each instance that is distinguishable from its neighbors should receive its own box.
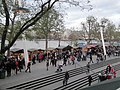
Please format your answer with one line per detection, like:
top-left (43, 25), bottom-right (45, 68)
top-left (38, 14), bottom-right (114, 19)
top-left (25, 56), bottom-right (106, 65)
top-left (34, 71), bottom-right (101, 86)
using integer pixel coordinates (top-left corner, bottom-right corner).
top-left (86, 45), bottom-right (97, 48)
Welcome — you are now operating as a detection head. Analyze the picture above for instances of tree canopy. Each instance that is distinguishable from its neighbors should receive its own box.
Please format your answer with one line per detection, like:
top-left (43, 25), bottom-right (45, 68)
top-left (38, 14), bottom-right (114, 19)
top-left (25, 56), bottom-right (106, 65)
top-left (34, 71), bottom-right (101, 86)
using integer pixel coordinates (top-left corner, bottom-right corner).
top-left (81, 16), bottom-right (120, 44)
top-left (0, 0), bottom-right (92, 54)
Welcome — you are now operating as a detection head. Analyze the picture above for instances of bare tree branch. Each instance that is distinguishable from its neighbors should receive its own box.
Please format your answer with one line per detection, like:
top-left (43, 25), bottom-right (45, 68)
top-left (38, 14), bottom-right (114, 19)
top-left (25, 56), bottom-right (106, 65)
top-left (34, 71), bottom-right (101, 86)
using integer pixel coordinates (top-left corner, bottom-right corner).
top-left (1, 0), bottom-right (10, 53)
top-left (5, 0), bottom-right (59, 52)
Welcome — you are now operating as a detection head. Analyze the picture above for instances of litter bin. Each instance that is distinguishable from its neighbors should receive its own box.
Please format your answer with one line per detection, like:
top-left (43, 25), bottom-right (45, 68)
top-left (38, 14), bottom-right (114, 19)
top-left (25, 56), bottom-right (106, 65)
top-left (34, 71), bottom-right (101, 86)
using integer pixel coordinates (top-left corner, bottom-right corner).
top-left (0, 69), bottom-right (5, 79)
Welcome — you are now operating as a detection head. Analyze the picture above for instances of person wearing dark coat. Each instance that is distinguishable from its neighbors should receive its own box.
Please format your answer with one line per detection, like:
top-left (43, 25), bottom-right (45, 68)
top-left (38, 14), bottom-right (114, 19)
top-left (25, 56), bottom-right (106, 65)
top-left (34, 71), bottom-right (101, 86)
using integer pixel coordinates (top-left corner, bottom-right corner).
top-left (46, 59), bottom-right (49, 71)
top-left (18, 59), bottom-right (23, 72)
top-left (6, 60), bottom-right (12, 77)
top-left (63, 71), bottom-right (70, 86)
top-left (32, 54), bottom-right (36, 65)
top-left (105, 64), bottom-right (112, 74)
top-left (86, 62), bottom-right (90, 73)
top-left (88, 75), bottom-right (93, 86)
top-left (11, 59), bottom-right (16, 75)
top-left (25, 62), bottom-right (31, 73)
top-left (63, 54), bottom-right (67, 66)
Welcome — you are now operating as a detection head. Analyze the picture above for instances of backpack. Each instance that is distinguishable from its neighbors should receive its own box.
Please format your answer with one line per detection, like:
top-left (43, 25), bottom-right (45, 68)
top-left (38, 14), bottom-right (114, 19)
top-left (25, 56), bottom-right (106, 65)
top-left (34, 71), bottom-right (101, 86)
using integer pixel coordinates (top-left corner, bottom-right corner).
top-left (16, 61), bottom-right (19, 66)
top-left (71, 56), bottom-right (75, 61)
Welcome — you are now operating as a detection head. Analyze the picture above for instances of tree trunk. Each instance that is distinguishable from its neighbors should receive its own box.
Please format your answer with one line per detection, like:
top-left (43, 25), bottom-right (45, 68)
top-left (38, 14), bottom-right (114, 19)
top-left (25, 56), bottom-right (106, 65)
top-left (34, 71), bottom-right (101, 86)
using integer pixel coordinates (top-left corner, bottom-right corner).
top-left (45, 35), bottom-right (48, 52)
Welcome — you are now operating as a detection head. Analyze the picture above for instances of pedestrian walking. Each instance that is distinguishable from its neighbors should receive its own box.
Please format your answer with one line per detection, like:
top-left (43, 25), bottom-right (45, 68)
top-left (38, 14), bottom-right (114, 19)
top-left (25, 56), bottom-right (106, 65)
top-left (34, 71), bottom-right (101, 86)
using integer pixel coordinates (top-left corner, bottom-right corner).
top-left (98, 73), bottom-right (102, 82)
top-left (63, 54), bottom-right (67, 66)
top-left (18, 59), bottom-right (23, 72)
top-left (86, 62), bottom-right (90, 73)
top-left (25, 61), bottom-right (31, 73)
top-left (46, 59), bottom-right (49, 71)
top-left (77, 50), bottom-right (82, 61)
top-left (63, 71), bottom-right (70, 86)
top-left (32, 54), bottom-right (36, 65)
top-left (88, 75), bottom-right (93, 86)
top-left (6, 60), bottom-right (12, 77)
top-left (88, 49), bottom-right (93, 63)
top-left (11, 59), bottom-right (16, 75)
top-left (89, 53), bottom-right (93, 63)
top-left (39, 53), bottom-right (43, 63)
top-left (96, 53), bottom-right (100, 63)
top-left (15, 59), bottom-right (19, 74)
top-left (70, 55), bottom-right (75, 65)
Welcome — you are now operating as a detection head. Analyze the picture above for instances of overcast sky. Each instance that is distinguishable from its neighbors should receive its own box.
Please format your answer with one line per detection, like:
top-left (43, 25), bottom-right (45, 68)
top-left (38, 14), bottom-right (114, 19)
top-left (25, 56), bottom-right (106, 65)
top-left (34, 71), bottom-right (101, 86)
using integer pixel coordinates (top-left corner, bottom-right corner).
top-left (64, 0), bottom-right (120, 29)
top-left (26, 0), bottom-right (120, 29)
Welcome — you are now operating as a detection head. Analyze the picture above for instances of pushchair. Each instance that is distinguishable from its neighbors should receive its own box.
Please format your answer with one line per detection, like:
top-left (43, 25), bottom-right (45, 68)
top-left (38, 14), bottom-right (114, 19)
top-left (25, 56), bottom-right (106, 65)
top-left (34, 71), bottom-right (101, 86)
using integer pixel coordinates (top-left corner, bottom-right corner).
top-left (55, 64), bottom-right (63, 72)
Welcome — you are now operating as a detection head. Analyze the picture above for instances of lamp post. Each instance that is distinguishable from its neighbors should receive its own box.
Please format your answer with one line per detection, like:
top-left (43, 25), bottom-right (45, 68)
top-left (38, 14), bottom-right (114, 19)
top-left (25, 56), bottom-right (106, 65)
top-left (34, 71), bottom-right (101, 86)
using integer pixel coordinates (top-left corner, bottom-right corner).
top-left (100, 24), bottom-right (107, 60)
top-left (22, 34), bottom-right (29, 68)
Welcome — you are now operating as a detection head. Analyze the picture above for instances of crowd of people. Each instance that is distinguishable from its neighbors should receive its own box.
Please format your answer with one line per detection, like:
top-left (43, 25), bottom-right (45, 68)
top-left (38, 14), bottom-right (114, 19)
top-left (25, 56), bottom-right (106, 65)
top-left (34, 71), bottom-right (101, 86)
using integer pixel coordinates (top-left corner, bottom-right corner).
top-left (0, 45), bottom-right (120, 81)
top-left (0, 55), bottom-right (27, 77)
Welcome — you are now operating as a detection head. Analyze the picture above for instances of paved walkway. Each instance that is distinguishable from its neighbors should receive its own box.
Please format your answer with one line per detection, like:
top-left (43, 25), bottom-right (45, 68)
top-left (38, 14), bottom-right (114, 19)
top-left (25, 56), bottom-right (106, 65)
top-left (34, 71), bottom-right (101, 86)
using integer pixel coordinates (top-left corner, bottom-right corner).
top-left (0, 56), bottom-right (120, 90)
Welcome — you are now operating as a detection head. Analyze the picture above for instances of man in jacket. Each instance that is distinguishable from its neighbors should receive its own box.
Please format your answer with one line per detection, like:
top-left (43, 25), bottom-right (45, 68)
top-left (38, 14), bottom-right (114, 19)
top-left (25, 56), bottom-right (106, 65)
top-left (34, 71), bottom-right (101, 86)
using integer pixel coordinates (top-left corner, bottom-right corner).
top-left (63, 71), bottom-right (70, 86)
top-left (25, 61), bottom-right (31, 73)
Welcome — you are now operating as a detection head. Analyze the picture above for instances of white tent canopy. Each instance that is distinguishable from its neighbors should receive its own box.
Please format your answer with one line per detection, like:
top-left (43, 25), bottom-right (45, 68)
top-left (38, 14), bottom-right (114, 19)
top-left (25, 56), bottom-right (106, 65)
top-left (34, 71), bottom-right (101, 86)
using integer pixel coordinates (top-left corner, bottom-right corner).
top-left (10, 40), bottom-right (40, 50)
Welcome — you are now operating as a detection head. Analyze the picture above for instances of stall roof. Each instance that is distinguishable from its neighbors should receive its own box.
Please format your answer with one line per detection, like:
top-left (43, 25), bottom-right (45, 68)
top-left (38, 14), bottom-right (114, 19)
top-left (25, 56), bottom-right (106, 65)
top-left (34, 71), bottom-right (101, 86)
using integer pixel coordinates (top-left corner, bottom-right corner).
top-left (11, 40), bottom-right (69, 51)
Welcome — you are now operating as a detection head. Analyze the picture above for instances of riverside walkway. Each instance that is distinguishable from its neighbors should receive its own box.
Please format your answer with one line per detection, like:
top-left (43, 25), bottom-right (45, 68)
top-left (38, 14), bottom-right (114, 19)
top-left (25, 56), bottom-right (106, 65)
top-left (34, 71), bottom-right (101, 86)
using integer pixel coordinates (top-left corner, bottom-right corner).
top-left (0, 56), bottom-right (120, 90)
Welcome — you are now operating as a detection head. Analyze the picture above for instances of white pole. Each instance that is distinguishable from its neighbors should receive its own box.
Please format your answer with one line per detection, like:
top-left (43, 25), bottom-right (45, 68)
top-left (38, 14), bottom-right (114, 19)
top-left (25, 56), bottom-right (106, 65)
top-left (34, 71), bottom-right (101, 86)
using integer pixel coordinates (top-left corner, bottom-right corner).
top-left (100, 27), bottom-right (107, 58)
top-left (23, 37), bottom-right (29, 68)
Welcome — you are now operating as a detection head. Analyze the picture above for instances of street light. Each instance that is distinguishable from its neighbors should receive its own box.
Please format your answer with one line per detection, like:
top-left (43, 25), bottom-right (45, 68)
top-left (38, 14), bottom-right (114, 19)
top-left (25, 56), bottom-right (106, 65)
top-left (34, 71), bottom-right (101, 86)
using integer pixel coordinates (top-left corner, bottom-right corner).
top-left (99, 24), bottom-right (107, 60)
top-left (22, 33), bottom-right (29, 68)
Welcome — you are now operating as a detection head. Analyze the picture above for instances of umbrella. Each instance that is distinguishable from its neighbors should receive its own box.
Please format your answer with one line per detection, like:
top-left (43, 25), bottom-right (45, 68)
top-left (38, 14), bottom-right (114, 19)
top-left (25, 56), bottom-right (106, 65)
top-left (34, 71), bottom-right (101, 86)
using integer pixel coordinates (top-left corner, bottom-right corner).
top-left (86, 45), bottom-right (97, 48)
top-left (63, 45), bottom-right (73, 50)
